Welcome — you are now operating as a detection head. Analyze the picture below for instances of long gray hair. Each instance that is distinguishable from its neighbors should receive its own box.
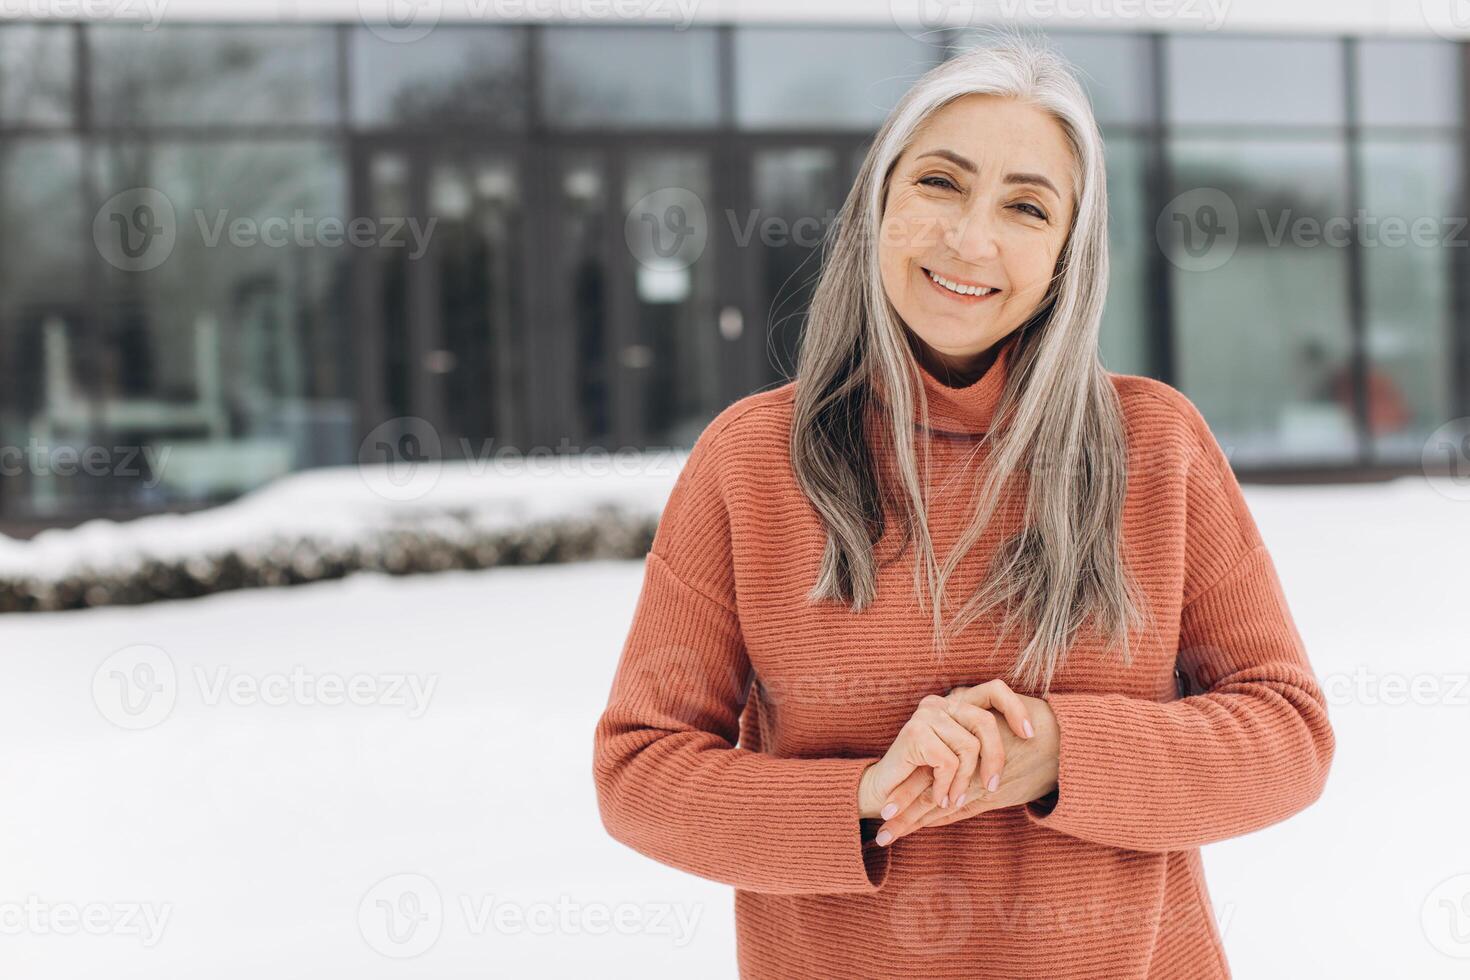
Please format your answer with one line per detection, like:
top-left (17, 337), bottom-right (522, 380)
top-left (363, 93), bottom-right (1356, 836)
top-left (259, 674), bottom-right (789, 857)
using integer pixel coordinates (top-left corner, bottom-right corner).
top-left (789, 30), bottom-right (1153, 695)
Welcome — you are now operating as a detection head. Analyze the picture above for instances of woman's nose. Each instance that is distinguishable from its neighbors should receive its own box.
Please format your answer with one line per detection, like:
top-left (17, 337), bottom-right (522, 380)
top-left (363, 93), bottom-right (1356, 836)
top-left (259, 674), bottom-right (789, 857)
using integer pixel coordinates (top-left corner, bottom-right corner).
top-left (942, 203), bottom-right (1002, 263)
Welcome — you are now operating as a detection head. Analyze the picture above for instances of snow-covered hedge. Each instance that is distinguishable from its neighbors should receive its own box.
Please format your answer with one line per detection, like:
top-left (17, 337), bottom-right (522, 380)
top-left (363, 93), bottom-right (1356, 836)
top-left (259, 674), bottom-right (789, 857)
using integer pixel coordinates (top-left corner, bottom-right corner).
top-left (0, 454), bottom-right (685, 613)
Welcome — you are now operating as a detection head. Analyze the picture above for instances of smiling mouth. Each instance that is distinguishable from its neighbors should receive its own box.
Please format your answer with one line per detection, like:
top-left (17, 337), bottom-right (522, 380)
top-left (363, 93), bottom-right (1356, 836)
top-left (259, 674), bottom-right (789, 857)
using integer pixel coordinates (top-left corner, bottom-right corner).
top-left (922, 266), bottom-right (1001, 300)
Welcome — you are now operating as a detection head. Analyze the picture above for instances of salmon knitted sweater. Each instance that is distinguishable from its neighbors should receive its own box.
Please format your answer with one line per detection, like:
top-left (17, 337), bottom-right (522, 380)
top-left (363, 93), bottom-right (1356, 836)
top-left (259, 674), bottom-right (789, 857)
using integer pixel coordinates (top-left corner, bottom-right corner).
top-left (592, 330), bottom-right (1335, 979)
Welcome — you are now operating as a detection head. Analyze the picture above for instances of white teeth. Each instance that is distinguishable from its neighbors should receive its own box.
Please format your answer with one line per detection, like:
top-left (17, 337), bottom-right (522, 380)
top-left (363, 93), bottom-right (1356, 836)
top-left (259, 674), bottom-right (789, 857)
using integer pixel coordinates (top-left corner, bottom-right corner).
top-left (927, 268), bottom-right (996, 296)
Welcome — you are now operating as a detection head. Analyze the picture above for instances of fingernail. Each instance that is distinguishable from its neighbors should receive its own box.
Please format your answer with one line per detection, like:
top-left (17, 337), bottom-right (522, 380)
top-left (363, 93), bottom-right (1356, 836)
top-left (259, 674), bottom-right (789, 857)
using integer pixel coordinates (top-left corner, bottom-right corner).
top-left (876, 830), bottom-right (893, 846)
top-left (940, 795), bottom-right (948, 808)
top-left (955, 794), bottom-right (966, 808)
top-left (987, 774), bottom-right (999, 792)
top-left (1023, 719), bottom-right (1035, 738)
top-left (880, 802), bottom-right (898, 820)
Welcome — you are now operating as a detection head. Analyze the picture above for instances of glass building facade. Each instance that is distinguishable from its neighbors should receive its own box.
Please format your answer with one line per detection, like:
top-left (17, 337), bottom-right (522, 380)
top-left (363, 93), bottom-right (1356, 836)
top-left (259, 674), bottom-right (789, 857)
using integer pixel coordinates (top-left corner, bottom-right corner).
top-left (0, 23), bottom-right (1464, 526)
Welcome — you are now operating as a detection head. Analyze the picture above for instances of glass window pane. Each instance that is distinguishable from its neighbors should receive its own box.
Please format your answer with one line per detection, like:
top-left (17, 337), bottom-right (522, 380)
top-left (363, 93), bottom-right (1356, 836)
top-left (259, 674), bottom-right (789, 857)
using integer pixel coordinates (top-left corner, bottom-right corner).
top-left (1358, 136), bottom-right (1459, 461)
top-left (751, 147), bottom-right (842, 381)
top-left (0, 138), bottom-right (85, 519)
top-left (735, 28), bottom-right (938, 130)
top-left (1356, 39), bottom-right (1461, 128)
top-left (1167, 36), bottom-right (1344, 127)
top-left (0, 139), bottom-right (84, 313)
top-left (1048, 31), bottom-right (1155, 127)
top-left (85, 141), bottom-right (354, 514)
top-left (1165, 138), bottom-right (1355, 464)
top-left (553, 151), bottom-right (613, 446)
top-left (622, 151), bottom-right (719, 446)
top-left (541, 27), bottom-right (718, 128)
top-left (425, 154), bottom-right (524, 449)
top-left (953, 29), bottom-right (1154, 126)
top-left (351, 26), bottom-right (527, 129)
top-left (90, 25), bottom-right (339, 126)
top-left (1098, 133), bottom-right (1150, 376)
top-left (0, 24), bottom-right (73, 125)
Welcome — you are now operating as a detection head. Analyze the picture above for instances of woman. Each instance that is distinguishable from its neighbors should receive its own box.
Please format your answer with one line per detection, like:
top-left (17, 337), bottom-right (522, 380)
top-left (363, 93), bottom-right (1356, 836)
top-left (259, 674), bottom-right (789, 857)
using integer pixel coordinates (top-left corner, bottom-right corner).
top-left (593, 33), bottom-right (1335, 979)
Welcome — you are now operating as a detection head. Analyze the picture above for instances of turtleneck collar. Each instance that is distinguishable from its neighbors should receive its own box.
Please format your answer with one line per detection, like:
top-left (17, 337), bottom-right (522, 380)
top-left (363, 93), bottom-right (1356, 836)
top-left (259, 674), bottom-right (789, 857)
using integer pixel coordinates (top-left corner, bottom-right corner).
top-left (870, 329), bottom-right (1023, 437)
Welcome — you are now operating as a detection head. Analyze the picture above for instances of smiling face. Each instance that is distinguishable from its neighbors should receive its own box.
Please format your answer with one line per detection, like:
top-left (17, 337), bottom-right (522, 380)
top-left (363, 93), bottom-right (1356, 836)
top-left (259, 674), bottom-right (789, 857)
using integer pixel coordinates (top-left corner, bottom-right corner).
top-left (878, 93), bottom-right (1077, 384)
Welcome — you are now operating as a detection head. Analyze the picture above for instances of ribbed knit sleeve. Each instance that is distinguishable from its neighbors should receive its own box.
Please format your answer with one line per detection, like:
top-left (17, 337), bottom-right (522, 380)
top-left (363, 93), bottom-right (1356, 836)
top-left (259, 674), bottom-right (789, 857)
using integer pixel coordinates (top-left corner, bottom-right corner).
top-left (592, 419), bottom-right (891, 894)
top-left (1021, 394), bottom-right (1336, 852)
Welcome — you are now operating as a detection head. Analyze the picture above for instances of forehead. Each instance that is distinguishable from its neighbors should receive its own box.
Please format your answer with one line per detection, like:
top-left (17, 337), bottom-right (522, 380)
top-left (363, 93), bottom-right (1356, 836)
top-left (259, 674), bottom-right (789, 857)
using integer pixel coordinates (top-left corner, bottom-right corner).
top-left (902, 94), bottom-right (1075, 195)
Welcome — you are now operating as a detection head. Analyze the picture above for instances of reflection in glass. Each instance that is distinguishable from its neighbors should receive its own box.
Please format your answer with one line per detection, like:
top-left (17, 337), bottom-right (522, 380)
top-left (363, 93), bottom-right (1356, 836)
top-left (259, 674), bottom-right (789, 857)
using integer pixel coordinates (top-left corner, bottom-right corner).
top-left (1045, 32), bottom-right (1154, 126)
top-left (86, 141), bottom-right (354, 510)
top-left (954, 29), bottom-right (1153, 126)
top-left (369, 153), bottom-right (412, 424)
top-left (623, 151), bottom-right (719, 447)
top-left (541, 27), bottom-right (719, 128)
top-left (735, 28), bottom-right (937, 129)
top-left (428, 156), bottom-right (523, 453)
top-left (557, 154), bottom-right (612, 446)
top-left (0, 139), bottom-right (86, 517)
top-left (1097, 134), bottom-right (1149, 376)
top-left (1167, 138), bottom-right (1355, 464)
top-left (1355, 39), bottom-right (1461, 129)
top-left (0, 25), bottom-right (74, 125)
top-left (351, 27), bottom-right (527, 129)
top-left (1166, 36), bottom-right (1344, 127)
top-left (752, 148), bottom-right (841, 383)
top-left (1358, 136), bottom-right (1459, 460)
top-left (89, 25), bottom-right (339, 126)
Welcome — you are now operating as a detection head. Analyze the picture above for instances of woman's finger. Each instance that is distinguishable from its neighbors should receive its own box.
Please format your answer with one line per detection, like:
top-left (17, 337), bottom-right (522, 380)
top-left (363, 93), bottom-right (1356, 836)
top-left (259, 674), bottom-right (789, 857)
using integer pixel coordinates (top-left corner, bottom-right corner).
top-left (946, 700), bottom-right (1004, 797)
top-left (876, 782), bottom-right (941, 844)
top-left (924, 706), bottom-right (981, 808)
top-left (878, 766), bottom-right (932, 821)
top-left (949, 679), bottom-right (1035, 740)
top-left (909, 722), bottom-right (962, 810)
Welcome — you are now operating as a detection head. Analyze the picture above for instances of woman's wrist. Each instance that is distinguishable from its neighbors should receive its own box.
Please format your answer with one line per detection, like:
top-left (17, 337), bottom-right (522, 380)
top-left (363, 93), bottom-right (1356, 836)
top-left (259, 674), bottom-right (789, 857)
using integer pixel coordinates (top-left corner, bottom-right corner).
top-left (857, 762), bottom-right (882, 820)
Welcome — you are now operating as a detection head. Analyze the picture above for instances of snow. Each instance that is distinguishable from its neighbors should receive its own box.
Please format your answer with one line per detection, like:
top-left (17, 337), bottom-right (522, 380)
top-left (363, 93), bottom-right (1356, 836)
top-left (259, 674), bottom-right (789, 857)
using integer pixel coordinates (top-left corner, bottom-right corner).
top-left (0, 474), bottom-right (1464, 977)
top-left (0, 454), bottom-right (687, 584)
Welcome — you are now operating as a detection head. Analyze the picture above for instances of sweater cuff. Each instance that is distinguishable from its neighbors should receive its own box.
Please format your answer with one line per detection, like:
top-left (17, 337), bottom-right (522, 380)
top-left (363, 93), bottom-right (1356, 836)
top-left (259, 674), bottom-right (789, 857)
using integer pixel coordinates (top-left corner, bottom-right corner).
top-left (1020, 692), bottom-right (1112, 837)
top-left (834, 756), bottom-right (892, 890)
top-left (762, 754), bottom-right (891, 891)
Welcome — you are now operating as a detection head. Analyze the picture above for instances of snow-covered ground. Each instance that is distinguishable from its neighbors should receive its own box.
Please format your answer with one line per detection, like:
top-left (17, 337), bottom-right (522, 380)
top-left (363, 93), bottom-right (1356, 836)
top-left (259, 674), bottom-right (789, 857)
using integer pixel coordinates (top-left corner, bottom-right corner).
top-left (0, 475), bottom-right (1465, 978)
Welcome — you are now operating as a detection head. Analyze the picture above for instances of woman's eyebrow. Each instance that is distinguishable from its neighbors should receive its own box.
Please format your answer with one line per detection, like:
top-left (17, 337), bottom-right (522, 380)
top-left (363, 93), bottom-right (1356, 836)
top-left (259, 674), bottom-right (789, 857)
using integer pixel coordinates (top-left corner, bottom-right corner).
top-left (914, 149), bottom-right (1061, 201)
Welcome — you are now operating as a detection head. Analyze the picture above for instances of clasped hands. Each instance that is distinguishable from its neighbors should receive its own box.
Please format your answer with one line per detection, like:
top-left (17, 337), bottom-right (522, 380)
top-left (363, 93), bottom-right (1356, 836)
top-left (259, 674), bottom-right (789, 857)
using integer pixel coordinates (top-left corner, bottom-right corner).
top-left (856, 680), bottom-right (1060, 846)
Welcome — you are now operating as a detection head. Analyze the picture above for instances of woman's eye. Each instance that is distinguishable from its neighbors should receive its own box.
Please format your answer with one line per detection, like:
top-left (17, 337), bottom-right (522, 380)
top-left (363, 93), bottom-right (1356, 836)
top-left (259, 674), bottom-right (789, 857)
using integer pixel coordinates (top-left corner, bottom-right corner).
top-left (1014, 202), bottom-right (1048, 220)
top-left (918, 175), bottom-right (958, 192)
